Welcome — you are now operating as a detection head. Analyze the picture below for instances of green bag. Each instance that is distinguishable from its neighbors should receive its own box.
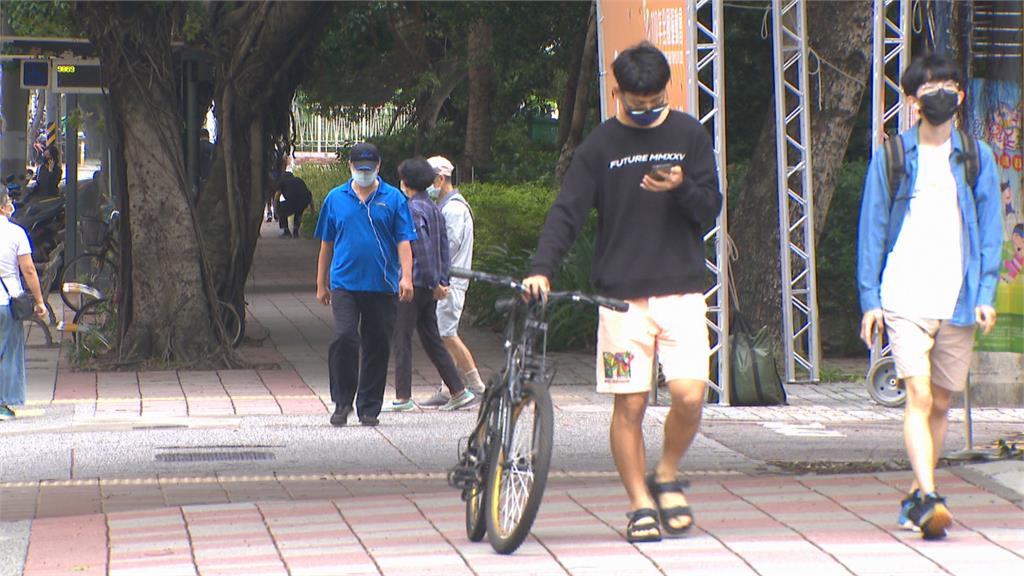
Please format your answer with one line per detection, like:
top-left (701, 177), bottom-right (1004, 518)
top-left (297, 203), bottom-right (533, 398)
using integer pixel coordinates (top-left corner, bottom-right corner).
top-left (729, 313), bottom-right (787, 406)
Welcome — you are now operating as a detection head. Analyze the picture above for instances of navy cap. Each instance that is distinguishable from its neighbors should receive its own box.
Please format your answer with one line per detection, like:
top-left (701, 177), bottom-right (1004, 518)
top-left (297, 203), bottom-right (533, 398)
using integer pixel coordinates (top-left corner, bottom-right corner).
top-left (349, 142), bottom-right (380, 171)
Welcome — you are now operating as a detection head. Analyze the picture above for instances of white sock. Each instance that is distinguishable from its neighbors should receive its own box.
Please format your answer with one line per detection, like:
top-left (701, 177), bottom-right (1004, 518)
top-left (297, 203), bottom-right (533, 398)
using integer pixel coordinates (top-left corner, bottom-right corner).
top-left (465, 369), bottom-right (484, 389)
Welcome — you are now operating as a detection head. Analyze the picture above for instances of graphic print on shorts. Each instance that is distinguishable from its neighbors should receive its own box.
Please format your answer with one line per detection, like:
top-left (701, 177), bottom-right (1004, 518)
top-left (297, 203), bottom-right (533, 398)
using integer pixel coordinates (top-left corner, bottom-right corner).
top-left (602, 351), bottom-right (634, 381)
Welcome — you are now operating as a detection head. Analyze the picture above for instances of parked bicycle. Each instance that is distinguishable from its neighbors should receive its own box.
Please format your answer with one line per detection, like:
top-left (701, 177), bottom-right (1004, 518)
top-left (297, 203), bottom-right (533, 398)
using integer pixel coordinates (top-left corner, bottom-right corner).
top-left (59, 209), bottom-right (120, 312)
top-left (447, 267), bottom-right (628, 554)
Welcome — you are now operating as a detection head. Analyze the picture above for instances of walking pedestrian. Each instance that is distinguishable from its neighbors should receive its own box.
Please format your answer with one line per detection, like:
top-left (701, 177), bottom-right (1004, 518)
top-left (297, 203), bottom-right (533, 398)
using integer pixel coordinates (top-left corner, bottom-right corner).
top-left (857, 52), bottom-right (1002, 540)
top-left (272, 172), bottom-right (312, 238)
top-left (417, 155), bottom-right (486, 408)
top-left (385, 158), bottom-right (476, 413)
top-left (1, 192), bottom-right (48, 420)
top-left (315, 143), bottom-right (416, 427)
top-left (522, 42), bottom-right (722, 542)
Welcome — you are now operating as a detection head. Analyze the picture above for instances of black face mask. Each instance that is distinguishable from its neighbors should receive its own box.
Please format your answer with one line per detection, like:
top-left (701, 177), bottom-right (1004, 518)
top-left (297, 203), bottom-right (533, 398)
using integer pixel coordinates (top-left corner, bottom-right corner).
top-left (919, 90), bottom-right (958, 125)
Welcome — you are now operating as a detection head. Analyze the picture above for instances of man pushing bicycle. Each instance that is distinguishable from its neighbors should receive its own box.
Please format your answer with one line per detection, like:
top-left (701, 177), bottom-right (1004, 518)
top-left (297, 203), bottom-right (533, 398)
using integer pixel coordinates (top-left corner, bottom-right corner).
top-left (523, 42), bottom-right (722, 543)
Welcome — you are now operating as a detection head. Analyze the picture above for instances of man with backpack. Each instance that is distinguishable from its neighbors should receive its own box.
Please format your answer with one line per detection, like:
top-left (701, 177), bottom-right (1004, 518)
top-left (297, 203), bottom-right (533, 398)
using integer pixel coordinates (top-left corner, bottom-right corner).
top-left (857, 52), bottom-right (1003, 540)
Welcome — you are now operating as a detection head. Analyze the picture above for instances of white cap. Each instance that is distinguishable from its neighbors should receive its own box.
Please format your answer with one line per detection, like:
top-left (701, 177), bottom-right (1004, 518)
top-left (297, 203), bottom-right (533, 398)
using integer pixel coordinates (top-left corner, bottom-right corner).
top-left (427, 156), bottom-right (454, 178)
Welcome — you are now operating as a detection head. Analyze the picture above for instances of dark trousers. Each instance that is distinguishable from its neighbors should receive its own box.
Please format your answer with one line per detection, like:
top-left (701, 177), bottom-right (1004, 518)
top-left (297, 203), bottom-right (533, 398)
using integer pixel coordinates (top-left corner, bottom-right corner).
top-left (329, 289), bottom-right (397, 419)
top-left (277, 198), bottom-right (310, 231)
top-left (393, 287), bottom-right (465, 400)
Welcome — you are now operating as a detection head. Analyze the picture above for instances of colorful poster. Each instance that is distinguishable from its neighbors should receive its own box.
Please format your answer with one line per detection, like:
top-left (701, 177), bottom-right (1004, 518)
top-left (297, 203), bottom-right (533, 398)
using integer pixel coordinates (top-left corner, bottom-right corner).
top-left (596, 0), bottom-right (689, 121)
top-left (968, 79), bottom-right (1024, 353)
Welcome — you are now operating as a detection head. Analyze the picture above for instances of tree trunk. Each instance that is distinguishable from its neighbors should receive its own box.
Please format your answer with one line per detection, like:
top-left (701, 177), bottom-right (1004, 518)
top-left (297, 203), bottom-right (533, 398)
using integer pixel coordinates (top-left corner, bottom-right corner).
top-left (462, 20), bottom-right (495, 181)
top-left (729, 0), bottom-right (873, 334)
top-left (199, 2), bottom-right (330, 320)
top-left (75, 2), bottom-right (224, 364)
top-left (554, 3), bottom-right (597, 186)
top-left (556, 3), bottom-right (589, 149)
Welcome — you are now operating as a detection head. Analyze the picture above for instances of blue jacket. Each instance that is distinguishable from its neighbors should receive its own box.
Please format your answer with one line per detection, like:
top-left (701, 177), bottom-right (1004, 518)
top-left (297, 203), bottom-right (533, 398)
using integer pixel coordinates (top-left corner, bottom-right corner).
top-left (857, 126), bottom-right (1003, 326)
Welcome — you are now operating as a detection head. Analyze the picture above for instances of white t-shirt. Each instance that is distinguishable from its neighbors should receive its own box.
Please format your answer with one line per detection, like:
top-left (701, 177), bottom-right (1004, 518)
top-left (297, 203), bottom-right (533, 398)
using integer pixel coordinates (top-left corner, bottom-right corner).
top-left (880, 138), bottom-right (963, 319)
top-left (440, 191), bottom-right (474, 291)
top-left (0, 216), bottom-right (32, 305)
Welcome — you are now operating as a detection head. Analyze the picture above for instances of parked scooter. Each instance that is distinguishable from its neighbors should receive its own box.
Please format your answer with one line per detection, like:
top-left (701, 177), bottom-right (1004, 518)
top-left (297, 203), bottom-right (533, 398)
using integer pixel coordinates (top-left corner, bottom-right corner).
top-left (4, 173), bottom-right (66, 264)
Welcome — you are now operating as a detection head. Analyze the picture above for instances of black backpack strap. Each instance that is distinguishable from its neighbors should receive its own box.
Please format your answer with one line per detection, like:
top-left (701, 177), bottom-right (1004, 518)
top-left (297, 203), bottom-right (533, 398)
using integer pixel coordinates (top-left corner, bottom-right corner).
top-left (883, 132), bottom-right (906, 202)
top-left (957, 127), bottom-right (979, 190)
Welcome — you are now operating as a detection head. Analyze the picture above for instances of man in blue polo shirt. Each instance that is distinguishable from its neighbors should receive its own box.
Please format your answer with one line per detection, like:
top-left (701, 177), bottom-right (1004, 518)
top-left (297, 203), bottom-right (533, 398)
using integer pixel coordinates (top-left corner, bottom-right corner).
top-left (315, 142), bottom-right (416, 427)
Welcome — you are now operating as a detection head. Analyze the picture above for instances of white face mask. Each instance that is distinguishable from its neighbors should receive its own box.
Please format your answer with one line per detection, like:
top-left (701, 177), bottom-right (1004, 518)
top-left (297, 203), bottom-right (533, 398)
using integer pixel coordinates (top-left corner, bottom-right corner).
top-left (352, 170), bottom-right (377, 188)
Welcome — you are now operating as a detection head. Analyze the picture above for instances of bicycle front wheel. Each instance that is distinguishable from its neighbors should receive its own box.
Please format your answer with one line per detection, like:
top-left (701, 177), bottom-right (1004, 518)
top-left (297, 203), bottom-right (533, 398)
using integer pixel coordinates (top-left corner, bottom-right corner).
top-left (73, 299), bottom-right (115, 356)
top-left (485, 380), bottom-right (553, 554)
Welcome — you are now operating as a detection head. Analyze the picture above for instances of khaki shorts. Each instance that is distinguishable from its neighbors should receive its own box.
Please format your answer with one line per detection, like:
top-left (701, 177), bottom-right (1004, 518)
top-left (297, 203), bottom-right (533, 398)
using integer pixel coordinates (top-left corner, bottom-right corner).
top-left (882, 311), bottom-right (976, 392)
top-left (436, 286), bottom-right (466, 338)
top-left (596, 293), bottom-right (710, 394)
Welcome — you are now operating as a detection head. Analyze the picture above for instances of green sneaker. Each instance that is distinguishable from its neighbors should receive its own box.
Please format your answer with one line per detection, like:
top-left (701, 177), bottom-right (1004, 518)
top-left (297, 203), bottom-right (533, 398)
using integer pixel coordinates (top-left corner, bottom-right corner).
top-left (440, 389), bottom-right (475, 411)
top-left (0, 405), bottom-right (15, 420)
top-left (383, 399), bottom-right (416, 412)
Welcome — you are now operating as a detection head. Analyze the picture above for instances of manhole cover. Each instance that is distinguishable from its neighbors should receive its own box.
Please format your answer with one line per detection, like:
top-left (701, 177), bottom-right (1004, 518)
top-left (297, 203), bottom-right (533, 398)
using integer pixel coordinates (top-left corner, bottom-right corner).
top-left (156, 451), bottom-right (276, 463)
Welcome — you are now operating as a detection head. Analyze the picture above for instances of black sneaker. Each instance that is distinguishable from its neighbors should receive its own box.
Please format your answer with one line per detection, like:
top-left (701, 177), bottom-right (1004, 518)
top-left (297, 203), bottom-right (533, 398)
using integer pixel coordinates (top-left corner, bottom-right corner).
top-left (898, 489), bottom-right (922, 531)
top-left (359, 415), bottom-right (379, 427)
top-left (281, 229), bottom-right (292, 238)
top-left (292, 228), bottom-right (300, 238)
top-left (908, 492), bottom-right (952, 540)
top-left (330, 405), bottom-right (351, 427)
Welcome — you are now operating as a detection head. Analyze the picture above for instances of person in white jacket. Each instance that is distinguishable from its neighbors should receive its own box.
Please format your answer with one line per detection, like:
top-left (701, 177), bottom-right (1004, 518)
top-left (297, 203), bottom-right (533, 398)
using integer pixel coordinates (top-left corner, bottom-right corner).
top-left (420, 156), bottom-right (486, 407)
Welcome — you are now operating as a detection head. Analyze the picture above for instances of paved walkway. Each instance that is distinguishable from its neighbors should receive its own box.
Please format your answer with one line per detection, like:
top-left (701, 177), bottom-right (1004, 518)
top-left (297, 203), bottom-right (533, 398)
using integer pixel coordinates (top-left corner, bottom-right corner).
top-left (5, 467), bottom-right (1023, 576)
top-left (3, 222), bottom-right (1022, 575)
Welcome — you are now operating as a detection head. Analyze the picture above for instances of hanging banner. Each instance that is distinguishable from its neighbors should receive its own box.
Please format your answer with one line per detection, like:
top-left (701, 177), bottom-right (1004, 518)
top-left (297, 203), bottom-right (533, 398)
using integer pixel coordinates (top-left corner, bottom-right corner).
top-left (968, 79), bottom-right (1024, 353)
top-left (596, 0), bottom-right (689, 121)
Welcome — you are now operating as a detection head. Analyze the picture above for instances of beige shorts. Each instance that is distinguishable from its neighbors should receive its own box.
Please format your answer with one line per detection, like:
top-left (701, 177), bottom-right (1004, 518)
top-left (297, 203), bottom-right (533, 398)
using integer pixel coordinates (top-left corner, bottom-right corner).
top-left (596, 293), bottom-right (710, 394)
top-left (882, 311), bottom-right (976, 392)
top-left (436, 286), bottom-right (465, 338)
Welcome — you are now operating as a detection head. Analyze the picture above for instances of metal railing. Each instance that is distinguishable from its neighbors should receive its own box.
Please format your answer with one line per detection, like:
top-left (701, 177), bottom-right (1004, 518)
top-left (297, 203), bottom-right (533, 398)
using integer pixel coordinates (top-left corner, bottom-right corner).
top-left (292, 104), bottom-right (412, 153)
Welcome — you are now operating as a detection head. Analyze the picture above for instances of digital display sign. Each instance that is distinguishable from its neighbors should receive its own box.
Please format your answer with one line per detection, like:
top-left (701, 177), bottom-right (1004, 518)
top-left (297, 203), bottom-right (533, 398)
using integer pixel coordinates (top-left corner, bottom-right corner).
top-left (20, 60), bottom-right (50, 89)
top-left (53, 60), bottom-right (103, 93)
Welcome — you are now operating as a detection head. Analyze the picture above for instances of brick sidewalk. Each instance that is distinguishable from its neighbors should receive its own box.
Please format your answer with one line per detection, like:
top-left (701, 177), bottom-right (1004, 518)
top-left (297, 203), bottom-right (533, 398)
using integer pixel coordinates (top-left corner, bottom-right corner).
top-left (8, 469), bottom-right (1023, 576)
top-left (12, 224), bottom-right (1020, 425)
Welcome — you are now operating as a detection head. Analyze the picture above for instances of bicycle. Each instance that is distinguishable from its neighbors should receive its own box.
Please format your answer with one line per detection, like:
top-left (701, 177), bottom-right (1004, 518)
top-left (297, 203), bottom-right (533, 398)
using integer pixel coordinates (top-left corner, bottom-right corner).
top-left (59, 209), bottom-right (120, 312)
top-left (446, 267), bottom-right (628, 554)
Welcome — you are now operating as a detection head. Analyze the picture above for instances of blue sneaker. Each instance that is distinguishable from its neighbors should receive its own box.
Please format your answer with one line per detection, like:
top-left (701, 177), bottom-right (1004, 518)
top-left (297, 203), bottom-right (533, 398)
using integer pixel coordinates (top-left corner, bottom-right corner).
top-left (0, 405), bottom-right (15, 421)
top-left (898, 489), bottom-right (921, 531)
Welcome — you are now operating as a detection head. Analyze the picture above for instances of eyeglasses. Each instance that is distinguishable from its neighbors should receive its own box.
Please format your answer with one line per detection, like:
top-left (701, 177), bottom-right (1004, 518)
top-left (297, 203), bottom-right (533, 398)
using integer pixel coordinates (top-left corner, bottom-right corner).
top-left (917, 81), bottom-right (959, 97)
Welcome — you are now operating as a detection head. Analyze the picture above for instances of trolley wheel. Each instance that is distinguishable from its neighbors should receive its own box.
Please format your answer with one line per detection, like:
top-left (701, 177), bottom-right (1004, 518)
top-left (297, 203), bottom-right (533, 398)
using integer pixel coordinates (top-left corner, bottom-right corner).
top-left (866, 357), bottom-right (905, 407)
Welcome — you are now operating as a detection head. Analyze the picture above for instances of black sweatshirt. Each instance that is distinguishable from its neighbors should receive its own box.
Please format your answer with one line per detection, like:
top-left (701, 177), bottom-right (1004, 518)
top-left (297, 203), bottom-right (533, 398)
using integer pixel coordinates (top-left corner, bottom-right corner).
top-left (531, 111), bottom-right (722, 300)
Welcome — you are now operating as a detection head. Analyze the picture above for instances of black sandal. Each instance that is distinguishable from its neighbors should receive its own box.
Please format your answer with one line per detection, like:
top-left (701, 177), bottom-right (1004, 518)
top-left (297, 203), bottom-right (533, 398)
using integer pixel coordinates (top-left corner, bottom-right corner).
top-left (625, 508), bottom-right (662, 543)
top-left (646, 473), bottom-right (694, 536)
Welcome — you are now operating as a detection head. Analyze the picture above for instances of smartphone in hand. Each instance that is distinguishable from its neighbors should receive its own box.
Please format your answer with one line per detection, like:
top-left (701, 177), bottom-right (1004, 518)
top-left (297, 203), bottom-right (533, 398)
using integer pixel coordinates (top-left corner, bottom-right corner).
top-left (647, 163), bottom-right (677, 181)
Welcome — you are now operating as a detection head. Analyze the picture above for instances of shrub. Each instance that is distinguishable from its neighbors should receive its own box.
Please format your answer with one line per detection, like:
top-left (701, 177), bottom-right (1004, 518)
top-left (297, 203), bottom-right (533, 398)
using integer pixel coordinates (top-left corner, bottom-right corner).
top-left (294, 163), bottom-right (349, 236)
top-left (816, 160), bottom-right (869, 356)
top-left (458, 180), bottom-right (601, 350)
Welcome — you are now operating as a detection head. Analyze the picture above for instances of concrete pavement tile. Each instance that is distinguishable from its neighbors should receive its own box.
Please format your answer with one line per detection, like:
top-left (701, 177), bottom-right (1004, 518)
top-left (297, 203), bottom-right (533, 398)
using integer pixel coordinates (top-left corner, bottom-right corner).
top-left (108, 561), bottom-right (196, 576)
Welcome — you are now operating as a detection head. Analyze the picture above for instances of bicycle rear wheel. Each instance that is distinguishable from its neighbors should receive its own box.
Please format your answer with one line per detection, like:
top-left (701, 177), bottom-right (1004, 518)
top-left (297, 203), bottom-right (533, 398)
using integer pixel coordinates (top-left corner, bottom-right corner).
top-left (60, 253), bottom-right (115, 312)
top-left (485, 380), bottom-right (553, 554)
top-left (466, 375), bottom-right (500, 542)
top-left (465, 424), bottom-right (489, 542)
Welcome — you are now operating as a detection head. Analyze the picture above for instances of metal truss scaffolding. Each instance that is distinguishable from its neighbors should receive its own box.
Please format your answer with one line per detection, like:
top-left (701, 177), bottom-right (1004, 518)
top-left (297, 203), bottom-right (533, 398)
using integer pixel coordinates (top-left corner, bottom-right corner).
top-left (871, 0), bottom-right (912, 148)
top-left (686, 0), bottom-right (730, 404)
top-left (772, 0), bottom-right (820, 385)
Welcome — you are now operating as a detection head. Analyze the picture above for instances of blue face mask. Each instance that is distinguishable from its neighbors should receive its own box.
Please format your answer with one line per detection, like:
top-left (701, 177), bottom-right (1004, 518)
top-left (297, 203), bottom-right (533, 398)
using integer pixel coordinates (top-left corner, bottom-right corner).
top-left (352, 170), bottom-right (377, 188)
top-left (426, 185), bottom-right (440, 199)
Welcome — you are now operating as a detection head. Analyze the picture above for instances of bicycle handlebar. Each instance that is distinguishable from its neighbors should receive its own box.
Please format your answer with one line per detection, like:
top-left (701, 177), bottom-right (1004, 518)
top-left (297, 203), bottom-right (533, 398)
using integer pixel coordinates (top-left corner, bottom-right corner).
top-left (451, 267), bottom-right (628, 312)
